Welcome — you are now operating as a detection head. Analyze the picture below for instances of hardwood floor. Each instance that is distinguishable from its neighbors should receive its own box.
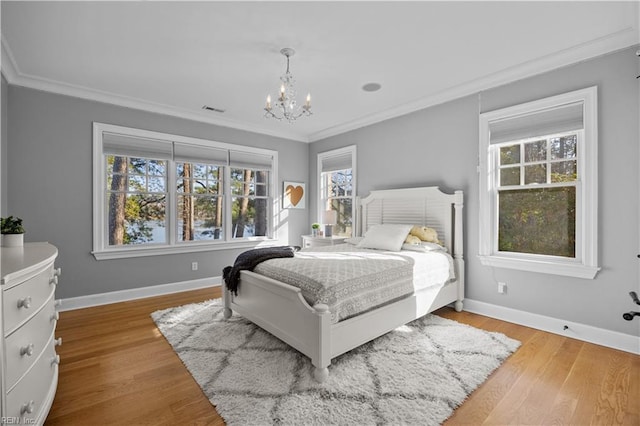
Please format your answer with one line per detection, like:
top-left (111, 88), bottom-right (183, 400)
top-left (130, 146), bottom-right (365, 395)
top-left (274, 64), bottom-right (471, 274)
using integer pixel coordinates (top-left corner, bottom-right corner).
top-left (45, 287), bottom-right (639, 425)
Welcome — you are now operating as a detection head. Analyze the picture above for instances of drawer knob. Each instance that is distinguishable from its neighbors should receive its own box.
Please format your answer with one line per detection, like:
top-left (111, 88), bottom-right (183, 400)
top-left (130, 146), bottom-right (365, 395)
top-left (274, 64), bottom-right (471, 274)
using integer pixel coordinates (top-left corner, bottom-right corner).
top-left (55, 337), bottom-right (63, 346)
top-left (20, 343), bottom-right (35, 357)
top-left (49, 275), bottom-right (59, 285)
top-left (17, 296), bottom-right (32, 309)
top-left (54, 267), bottom-right (62, 277)
top-left (51, 355), bottom-right (61, 366)
top-left (20, 400), bottom-right (35, 415)
top-left (51, 311), bottom-right (60, 322)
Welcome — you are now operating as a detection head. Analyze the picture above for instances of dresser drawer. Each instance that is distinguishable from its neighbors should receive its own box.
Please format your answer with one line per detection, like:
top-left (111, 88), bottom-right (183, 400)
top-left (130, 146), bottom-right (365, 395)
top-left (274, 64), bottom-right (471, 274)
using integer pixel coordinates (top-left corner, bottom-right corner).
top-left (3, 264), bottom-right (55, 335)
top-left (5, 292), bottom-right (57, 390)
top-left (5, 333), bottom-right (59, 423)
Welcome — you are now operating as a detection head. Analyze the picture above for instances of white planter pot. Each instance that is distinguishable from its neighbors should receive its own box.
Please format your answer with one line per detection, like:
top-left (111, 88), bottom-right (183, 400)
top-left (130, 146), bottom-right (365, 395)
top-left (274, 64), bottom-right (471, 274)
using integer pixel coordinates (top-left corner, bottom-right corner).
top-left (2, 234), bottom-right (24, 247)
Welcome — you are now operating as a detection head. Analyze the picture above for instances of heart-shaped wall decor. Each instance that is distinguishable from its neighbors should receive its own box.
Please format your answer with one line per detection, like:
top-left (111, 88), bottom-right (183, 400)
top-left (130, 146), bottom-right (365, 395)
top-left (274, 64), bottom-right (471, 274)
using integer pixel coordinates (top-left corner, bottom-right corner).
top-left (286, 185), bottom-right (304, 206)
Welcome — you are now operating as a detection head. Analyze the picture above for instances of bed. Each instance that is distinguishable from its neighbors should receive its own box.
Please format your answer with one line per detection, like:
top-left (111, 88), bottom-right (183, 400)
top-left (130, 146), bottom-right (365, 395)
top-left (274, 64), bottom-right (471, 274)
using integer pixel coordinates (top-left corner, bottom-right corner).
top-left (222, 186), bottom-right (464, 382)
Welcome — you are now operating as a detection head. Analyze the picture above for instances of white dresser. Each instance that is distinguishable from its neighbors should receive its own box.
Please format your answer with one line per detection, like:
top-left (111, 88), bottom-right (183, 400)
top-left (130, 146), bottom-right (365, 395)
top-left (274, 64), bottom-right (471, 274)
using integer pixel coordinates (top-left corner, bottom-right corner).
top-left (1, 243), bottom-right (61, 425)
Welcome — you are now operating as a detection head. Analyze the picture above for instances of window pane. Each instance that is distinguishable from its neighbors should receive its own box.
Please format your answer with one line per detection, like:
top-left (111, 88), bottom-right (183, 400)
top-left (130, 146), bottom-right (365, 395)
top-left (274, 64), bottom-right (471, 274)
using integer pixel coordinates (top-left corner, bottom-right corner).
top-left (148, 177), bottom-right (165, 193)
top-left (148, 160), bottom-right (165, 176)
top-left (551, 135), bottom-right (577, 160)
top-left (128, 158), bottom-right (147, 174)
top-left (231, 169), bottom-right (255, 195)
top-left (551, 160), bottom-right (577, 182)
top-left (106, 193), bottom-right (166, 246)
top-left (231, 197), bottom-right (268, 238)
top-left (524, 140), bottom-right (546, 163)
top-left (323, 169), bottom-right (353, 197)
top-left (500, 167), bottom-right (520, 186)
top-left (524, 164), bottom-right (547, 184)
top-left (500, 145), bottom-right (520, 165)
top-left (193, 164), bottom-right (207, 178)
top-left (176, 162), bottom-right (225, 241)
top-left (178, 195), bottom-right (223, 241)
top-left (106, 155), bottom-right (167, 246)
top-left (106, 155), bottom-right (123, 174)
top-left (128, 175), bottom-right (146, 192)
top-left (231, 169), bottom-right (269, 239)
top-left (328, 199), bottom-right (353, 237)
top-left (498, 187), bottom-right (575, 257)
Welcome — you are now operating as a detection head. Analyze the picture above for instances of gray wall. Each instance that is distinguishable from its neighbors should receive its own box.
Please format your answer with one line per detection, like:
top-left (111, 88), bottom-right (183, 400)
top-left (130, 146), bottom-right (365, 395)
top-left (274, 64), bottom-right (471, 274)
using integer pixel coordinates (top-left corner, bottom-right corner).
top-left (309, 46), bottom-right (640, 336)
top-left (4, 47), bottom-right (639, 337)
top-left (1, 74), bottom-right (7, 216)
top-left (6, 86), bottom-right (309, 299)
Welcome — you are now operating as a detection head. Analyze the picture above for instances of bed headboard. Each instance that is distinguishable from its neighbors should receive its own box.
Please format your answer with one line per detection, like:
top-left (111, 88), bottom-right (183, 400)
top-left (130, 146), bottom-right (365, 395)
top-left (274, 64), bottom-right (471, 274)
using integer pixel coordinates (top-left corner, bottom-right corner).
top-left (357, 186), bottom-right (464, 260)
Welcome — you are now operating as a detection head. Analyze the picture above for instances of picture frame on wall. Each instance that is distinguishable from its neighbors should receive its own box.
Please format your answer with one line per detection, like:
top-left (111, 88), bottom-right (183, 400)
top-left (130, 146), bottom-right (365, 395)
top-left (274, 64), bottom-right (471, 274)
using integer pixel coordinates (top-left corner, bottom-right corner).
top-left (283, 181), bottom-right (305, 209)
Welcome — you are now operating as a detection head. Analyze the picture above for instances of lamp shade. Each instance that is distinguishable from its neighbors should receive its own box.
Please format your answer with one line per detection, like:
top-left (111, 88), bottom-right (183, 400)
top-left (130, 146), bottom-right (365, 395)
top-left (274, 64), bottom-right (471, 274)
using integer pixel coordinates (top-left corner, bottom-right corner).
top-left (322, 210), bottom-right (337, 225)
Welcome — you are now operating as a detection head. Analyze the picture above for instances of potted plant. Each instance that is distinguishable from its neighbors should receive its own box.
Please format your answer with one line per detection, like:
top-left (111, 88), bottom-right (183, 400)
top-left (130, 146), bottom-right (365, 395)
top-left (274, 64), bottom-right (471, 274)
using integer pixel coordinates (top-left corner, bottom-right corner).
top-left (311, 222), bottom-right (320, 237)
top-left (1, 216), bottom-right (25, 247)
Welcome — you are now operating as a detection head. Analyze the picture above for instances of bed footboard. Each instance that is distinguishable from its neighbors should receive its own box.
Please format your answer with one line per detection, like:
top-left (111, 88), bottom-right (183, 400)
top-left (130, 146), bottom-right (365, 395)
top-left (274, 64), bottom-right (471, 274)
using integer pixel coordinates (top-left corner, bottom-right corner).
top-left (223, 271), bottom-right (332, 382)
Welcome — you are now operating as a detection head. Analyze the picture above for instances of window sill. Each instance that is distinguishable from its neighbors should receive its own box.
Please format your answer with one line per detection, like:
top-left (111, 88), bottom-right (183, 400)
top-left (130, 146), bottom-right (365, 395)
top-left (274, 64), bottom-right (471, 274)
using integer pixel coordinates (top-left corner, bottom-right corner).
top-left (92, 239), bottom-right (280, 260)
top-left (478, 255), bottom-right (600, 279)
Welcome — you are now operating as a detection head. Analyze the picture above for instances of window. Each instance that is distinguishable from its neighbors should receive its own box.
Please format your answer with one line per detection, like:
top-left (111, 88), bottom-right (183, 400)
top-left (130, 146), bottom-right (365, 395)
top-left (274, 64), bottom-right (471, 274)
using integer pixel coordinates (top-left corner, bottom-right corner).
top-left (478, 87), bottom-right (599, 278)
top-left (93, 123), bottom-right (277, 259)
top-left (318, 146), bottom-right (356, 237)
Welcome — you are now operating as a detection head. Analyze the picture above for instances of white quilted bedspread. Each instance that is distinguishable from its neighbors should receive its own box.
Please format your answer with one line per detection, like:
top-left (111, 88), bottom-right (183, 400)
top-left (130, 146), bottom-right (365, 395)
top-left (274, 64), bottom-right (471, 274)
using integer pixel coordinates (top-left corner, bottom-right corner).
top-left (253, 244), bottom-right (453, 323)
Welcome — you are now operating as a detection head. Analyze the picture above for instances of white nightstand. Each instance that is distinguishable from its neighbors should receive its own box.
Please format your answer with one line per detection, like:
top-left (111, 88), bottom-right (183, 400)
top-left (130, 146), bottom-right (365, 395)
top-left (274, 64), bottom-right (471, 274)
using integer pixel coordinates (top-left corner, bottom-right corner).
top-left (302, 235), bottom-right (347, 249)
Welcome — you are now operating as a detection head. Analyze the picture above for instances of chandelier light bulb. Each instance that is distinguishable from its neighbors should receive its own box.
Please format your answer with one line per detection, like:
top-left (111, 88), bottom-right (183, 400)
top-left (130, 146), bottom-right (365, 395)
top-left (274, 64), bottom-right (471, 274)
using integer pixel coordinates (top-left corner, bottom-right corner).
top-left (264, 48), bottom-right (313, 123)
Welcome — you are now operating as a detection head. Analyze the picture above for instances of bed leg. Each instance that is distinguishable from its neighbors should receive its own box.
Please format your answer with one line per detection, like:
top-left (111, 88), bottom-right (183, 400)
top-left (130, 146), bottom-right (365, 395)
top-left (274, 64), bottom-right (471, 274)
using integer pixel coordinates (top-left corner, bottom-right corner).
top-left (314, 367), bottom-right (329, 383)
top-left (312, 303), bottom-right (331, 383)
top-left (454, 300), bottom-right (463, 312)
top-left (222, 286), bottom-right (233, 319)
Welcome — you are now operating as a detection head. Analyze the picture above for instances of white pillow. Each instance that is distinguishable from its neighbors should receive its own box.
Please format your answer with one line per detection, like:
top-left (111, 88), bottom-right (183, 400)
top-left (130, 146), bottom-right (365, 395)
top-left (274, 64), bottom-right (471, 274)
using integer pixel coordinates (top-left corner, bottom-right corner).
top-left (357, 224), bottom-right (412, 252)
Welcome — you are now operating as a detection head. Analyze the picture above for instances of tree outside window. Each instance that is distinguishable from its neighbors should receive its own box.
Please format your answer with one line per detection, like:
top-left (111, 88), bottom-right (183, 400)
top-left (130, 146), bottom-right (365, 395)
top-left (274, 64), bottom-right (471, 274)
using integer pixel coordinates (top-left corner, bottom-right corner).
top-left (320, 169), bottom-right (353, 237)
top-left (95, 122), bottom-right (277, 259)
top-left (497, 133), bottom-right (578, 257)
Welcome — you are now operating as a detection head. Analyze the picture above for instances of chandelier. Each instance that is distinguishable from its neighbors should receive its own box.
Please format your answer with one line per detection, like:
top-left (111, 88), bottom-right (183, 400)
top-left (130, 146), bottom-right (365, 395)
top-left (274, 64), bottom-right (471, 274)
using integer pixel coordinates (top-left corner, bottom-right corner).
top-left (264, 48), bottom-right (312, 123)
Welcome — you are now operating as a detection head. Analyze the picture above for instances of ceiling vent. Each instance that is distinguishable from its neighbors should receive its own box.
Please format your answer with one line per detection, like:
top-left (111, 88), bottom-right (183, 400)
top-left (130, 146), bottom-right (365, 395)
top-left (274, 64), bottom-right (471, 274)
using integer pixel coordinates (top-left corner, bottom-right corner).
top-left (202, 105), bottom-right (226, 113)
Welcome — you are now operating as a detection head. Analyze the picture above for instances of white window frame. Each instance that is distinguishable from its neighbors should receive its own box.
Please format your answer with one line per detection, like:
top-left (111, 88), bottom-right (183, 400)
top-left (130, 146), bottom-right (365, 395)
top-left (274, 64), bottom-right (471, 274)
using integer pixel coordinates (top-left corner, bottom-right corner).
top-left (478, 87), bottom-right (599, 279)
top-left (317, 145), bottom-right (357, 237)
top-left (92, 122), bottom-right (278, 260)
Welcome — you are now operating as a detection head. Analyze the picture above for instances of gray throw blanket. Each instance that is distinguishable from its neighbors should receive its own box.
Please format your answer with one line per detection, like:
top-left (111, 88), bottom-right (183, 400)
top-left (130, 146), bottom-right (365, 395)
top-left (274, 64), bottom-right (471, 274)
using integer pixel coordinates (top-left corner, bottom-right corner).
top-left (223, 246), bottom-right (297, 295)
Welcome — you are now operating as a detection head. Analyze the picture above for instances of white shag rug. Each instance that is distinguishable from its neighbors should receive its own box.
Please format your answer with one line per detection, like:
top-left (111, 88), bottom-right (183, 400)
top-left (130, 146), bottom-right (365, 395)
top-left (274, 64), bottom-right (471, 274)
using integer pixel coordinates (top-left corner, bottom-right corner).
top-left (151, 299), bottom-right (520, 426)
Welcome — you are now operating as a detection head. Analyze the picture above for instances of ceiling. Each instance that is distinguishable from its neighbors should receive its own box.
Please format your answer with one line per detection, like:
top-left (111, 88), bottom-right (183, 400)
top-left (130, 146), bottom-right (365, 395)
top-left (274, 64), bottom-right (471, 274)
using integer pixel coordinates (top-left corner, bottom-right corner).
top-left (1, 2), bottom-right (638, 143)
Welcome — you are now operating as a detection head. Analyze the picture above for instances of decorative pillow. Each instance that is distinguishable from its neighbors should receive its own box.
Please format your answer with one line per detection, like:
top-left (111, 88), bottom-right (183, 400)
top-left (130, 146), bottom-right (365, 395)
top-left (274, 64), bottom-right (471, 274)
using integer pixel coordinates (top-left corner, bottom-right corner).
top-left (357, 224), bottom-right (413, 252)
top-left (410, 225), bottom-right (441, 245)
top-left (404, 235), bottom-right (421, 245)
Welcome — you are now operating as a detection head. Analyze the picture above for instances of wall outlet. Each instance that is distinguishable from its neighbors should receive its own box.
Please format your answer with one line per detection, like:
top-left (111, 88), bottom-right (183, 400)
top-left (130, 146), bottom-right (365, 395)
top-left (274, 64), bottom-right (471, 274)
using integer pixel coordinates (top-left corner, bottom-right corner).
top-left (498, 282), bottom-right (507, 294)
top-left (191, 261), bottom-right (198, 271)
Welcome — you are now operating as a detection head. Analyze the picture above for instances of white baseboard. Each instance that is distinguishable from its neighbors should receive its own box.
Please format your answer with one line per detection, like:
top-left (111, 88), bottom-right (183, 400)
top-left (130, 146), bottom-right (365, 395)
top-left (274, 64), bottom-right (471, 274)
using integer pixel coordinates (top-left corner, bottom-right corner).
top-left (57, 277), bottom-right (222, 312)
top-left (56, 285), bottom-right (639, 354)
top-left (463, 298), bottom-right (640, 355)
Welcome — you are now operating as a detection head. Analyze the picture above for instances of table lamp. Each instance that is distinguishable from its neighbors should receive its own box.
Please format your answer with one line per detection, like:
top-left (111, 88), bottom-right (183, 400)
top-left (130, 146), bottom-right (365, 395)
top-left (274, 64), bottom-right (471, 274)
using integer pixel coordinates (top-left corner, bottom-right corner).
top-left (322, 210), bottom-right (337, 237)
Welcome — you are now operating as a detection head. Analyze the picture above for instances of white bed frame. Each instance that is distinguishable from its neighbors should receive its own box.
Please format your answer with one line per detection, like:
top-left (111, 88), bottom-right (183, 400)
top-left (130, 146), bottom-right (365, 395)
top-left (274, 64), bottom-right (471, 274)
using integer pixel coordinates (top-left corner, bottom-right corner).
top-left (223, 186), bottom-right (464, 382)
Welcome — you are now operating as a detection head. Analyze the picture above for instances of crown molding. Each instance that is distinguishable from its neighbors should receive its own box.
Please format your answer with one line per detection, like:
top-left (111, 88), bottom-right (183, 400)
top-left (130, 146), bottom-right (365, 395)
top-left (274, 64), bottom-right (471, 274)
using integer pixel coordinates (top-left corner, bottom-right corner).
top-left (1, 37), bottom-right (20, 83)
top-left (0, 40), bottom-right (309, 143)
top-left (3, 26), bottom-right (638, 144)
top-left (307, 26), bottom-right (639, 142)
